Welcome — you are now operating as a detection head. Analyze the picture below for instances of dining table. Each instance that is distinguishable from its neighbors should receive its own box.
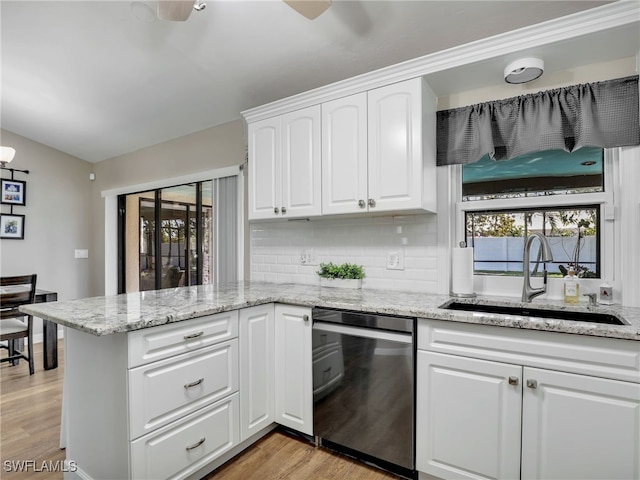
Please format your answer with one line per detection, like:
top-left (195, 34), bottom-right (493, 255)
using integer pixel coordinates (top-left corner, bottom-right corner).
top-left (35, 289), bottom-right (59, 370)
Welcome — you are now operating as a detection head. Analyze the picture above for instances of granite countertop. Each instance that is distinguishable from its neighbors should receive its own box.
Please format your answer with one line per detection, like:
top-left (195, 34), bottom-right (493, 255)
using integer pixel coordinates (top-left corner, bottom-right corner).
top-left (20, 281), bottom-right (640, 341)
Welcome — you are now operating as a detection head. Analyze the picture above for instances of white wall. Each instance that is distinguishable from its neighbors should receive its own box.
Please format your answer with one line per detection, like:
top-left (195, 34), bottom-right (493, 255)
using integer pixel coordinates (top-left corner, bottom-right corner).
top-left (250, 214), bottom-right (439, 292)
top-left (0, 129), bottom-right (93, 341)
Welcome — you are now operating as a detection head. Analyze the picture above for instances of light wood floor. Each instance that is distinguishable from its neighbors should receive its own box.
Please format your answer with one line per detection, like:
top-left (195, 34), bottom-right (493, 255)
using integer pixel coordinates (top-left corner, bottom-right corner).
top-left (1, 340), bottom-right (399, 480)
top-left (1, 341), bottom-right (65, 480)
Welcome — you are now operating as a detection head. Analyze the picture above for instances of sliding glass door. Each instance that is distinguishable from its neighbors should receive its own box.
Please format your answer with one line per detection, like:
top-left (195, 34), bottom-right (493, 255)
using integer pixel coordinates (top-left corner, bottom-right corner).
top-left (119, 180), bottom-right (222, 293)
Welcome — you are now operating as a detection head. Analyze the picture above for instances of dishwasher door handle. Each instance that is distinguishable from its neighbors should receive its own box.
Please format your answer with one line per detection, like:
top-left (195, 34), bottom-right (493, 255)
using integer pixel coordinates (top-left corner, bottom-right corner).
top-left (312, 321), bottom-right (412, 344)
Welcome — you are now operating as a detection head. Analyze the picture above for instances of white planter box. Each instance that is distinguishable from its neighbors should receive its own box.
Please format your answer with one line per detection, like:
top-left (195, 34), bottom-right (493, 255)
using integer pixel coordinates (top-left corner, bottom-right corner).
top-left (319, 278), bottom-right (362, 289)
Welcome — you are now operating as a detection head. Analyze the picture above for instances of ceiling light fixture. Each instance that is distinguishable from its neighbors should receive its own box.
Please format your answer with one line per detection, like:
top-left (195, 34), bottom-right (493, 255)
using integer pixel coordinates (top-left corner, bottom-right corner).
top-left (504, 57), bottom-right (544, 84)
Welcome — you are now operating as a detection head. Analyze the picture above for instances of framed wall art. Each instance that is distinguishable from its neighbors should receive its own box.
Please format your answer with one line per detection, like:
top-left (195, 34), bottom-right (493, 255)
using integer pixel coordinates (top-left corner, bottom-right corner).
top-left (0, 214), bottom-right (25, 239)
top-left (1, 179), bottom-right (26, 205)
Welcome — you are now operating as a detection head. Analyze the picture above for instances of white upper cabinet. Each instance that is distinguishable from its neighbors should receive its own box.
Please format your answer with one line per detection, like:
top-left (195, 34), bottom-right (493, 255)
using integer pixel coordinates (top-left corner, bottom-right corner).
top-left (281, 107), bottom-right (322, 218)
top-left (250, 77), bottom-right (436, 219)
top-left (248, 116), bottom-right (280, 220)
top-left (248, 105), bottom-right (321, 220)
top-left (321, 93), bottom-right (369, 215)
top-left (321, 77), bottom-right (437, 215)
top-left (368, 78), bottom-right (436, 213)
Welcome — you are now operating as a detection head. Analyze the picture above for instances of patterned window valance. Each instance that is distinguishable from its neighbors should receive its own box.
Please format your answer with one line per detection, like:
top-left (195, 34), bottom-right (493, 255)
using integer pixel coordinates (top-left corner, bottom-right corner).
top-left (436, 75), bottom-right (639, 166)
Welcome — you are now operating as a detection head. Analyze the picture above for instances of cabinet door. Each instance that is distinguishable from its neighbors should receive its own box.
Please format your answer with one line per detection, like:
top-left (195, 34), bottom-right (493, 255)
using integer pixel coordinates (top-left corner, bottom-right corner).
top-left (274, 304), bottom-right (313, 436)
top-left (281, 106), bottom-right (322, 218)
top-left (416, 350), bottom-right (522, 480)
top-left (239, 304), bottom-right (275, 442)
top-left (522, 367), bottom-right (640, 480)
top-left (248, 116), bottom-right (281, 220)
top-left (367, 78), bottom-right (425, 212)
top-left (321, 93), bottom-right (368, 215)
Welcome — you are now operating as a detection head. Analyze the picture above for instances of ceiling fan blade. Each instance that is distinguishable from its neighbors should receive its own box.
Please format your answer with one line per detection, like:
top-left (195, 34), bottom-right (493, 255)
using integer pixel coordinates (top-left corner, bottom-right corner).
top-left (284, 0), bottom-right (332, 20)
top-left (157, 0), bottom-right (195, 21)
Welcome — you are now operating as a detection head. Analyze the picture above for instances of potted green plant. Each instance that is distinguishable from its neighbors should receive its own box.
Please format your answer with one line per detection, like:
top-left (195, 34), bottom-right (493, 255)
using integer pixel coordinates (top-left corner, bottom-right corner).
top-left (317, 262), bottom-right (365, 289)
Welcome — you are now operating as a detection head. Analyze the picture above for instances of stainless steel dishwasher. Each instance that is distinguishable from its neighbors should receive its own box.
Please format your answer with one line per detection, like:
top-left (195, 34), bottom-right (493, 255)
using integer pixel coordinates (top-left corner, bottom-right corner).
top-left (312, 307), bottom-right (416, 479)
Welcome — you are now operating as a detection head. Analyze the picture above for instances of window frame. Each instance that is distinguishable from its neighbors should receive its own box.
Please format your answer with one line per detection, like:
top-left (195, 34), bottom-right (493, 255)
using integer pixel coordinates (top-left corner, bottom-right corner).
top-left (464, 204), bottom-right (601, 278)
top-left (453, 149), bottom-right (618, 298)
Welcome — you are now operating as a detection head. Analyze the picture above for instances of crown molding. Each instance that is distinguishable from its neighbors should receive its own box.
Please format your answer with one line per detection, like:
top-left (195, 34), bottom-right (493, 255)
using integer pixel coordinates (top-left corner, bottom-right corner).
top-left (242, 1), bottom-right (639, 124)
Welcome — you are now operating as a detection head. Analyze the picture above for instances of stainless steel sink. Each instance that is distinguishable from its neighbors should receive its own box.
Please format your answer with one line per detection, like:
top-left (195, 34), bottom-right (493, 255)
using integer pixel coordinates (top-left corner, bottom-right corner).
top-left (442, 301), bottom-right (626, 325)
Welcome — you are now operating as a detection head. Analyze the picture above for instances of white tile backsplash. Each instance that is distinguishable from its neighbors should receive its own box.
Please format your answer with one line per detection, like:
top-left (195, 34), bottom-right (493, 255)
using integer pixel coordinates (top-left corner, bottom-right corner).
top-left (249, 214), bottom-right (439, 292)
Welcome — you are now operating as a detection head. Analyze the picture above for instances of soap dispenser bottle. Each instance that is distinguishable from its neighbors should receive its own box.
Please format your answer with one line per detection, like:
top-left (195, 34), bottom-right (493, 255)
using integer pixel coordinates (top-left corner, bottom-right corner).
top-left (563, 269), bottom-right (580, 304)
top-left (599, 280), bottom-right (614, 305)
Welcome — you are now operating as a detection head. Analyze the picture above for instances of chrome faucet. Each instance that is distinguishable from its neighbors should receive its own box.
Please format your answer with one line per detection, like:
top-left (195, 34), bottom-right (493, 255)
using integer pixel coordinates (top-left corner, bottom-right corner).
top-left (522, 232), bottom-right (554, 303)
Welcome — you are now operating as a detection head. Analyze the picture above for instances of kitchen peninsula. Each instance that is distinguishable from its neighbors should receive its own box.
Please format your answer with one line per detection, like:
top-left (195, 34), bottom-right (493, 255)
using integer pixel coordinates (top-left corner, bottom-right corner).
top-left (21, 281), bottom-right (640, 339)
top-left (21, 282), bottom-right (640, 480)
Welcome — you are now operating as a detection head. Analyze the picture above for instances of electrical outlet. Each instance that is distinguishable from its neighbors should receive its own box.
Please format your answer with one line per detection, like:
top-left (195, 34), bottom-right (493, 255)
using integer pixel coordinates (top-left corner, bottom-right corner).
top-left (386, 250), bottom-right (404, 270)
top-left (75, 249), bottom-right (89, 259)
top-left (300, 248), bottom-right (316, 265)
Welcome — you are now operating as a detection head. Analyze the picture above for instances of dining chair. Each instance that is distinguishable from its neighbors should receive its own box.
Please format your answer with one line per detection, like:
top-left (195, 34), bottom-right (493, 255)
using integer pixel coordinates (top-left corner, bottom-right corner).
top-left (0, 274), bottom-right (37, 375)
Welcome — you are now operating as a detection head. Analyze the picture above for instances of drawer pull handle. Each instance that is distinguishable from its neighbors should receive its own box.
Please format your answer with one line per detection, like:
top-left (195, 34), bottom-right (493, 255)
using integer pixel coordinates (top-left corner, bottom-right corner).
top-left (508, 376), bottom-right (519, 386)
top-left (323, 367), bottom-right (332, 374)
top-left (183, 331), bottom-right (204, 340)
top-left (303, 315), bottom-right (309, 322)
top-left (185, 437), bottom-right (206, 451)
top-left (526, 379), bottom-right (538, 389)
top-left (184, 378), bottom-right (204, 389)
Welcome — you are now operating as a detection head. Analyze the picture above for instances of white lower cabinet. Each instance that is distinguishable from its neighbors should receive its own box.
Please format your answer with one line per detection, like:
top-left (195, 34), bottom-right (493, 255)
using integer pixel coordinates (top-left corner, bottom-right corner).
top-left (274, 304), bottom-right (313, 436)
top-left (239, 304), bottom-right (275, 441)
top-left (127, 312), bottom-right (241, 479)
top-left (521, 367), bottom-right (640, 480)
top-left (416, 351), bottom-right (522, 480)
top-left (131, 393), bottom-right (240, 480)
top-left (416, 319), bottom-right (640, 480)
top-left (62, 304), bottom-right (313, 479)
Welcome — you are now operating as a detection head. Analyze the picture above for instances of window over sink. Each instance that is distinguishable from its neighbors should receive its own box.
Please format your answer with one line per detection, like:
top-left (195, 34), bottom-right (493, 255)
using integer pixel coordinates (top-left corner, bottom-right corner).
top-left (465, 205), bottom-right (600, 278)
top-left (459, 147), bottom-right (610, 280)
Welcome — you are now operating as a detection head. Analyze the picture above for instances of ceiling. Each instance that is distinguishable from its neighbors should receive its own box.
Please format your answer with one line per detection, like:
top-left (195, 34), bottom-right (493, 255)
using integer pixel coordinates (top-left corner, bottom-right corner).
top-left (0, 0), bottom-right (629, 163)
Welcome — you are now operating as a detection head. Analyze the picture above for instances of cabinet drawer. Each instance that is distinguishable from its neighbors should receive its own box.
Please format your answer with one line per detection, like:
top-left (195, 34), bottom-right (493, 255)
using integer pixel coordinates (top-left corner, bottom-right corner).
top-left (418, 318), bottom-right (640, 383)
top-left (129, 339), bottom-right (239, 440)
top-left (131, 393), bottom-right (239, 480)
top-left (128, 310), bottom-right (239, 368)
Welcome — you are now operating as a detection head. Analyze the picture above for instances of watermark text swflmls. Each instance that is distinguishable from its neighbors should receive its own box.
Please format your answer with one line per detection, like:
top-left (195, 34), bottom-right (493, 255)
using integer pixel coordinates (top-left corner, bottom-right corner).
top-left (3, 460), bottom-right (78, 473)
